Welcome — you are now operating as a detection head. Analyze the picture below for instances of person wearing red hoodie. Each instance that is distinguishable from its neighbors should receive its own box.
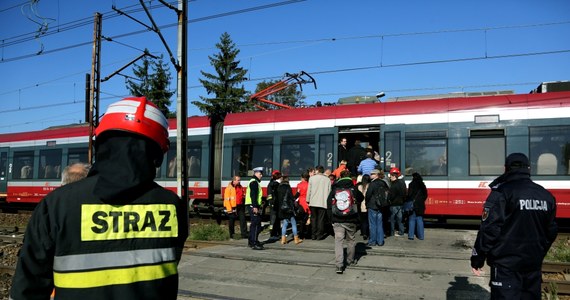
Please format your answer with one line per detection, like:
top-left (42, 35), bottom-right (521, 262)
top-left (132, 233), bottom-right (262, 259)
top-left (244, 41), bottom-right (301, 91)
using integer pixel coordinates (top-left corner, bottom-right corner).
top-left (294, 172), bottom-right (311, 239)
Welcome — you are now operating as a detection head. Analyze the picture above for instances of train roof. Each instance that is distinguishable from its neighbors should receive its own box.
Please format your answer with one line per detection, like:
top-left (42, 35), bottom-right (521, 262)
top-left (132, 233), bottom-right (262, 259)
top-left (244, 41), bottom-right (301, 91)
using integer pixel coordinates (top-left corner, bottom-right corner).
top-left (0, 123), bottom-right (90, 143)
top-left (2, 91), bottom-right (570, 141)
top-left (168, 115), bottom-right (211, 129)
top-left (224, 91), bottom-right (570, 126)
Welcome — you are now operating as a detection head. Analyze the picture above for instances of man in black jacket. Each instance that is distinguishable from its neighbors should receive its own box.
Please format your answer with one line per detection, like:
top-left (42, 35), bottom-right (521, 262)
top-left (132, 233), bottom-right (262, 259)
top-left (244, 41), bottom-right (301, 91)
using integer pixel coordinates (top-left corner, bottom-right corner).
top-left (338, 137), bottom-right (348, 164)
top-left (365, 169), bottom-right (389, 246)
top-left (11, 97), bottom-right (189, 300)
top-left (388, 167), bottom-right (406, 237)
top-left (471, 153), bottom-right (557, 299)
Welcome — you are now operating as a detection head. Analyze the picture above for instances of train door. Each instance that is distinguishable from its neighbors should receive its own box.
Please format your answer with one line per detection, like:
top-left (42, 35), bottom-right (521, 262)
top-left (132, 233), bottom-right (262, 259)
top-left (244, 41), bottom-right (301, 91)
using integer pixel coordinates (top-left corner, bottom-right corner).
top-left (337, 125), bottom-right (380, 171)
top-left (0, 148), bottom-right (7, 197)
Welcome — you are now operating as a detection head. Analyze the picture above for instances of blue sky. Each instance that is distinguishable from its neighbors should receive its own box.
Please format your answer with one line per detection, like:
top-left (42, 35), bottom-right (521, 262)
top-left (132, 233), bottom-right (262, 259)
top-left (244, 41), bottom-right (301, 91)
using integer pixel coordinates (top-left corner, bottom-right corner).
top-left (1, 0), bottom-right (569, 134)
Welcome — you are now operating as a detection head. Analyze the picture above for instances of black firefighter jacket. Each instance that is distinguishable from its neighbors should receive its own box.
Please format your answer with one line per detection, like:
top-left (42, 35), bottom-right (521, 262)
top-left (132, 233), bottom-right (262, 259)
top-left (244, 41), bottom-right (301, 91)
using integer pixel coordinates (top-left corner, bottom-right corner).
top-left (471, 169), bottom-right (558, 272)
top-left (10, 134), bottom-right (189, 300)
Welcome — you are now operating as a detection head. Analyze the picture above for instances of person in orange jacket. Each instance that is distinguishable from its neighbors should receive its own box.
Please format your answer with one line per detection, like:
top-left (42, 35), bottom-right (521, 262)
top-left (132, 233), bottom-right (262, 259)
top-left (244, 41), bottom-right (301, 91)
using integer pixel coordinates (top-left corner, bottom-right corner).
top-left (224, 176), bottom-right (245, 239)
top-left (332, 160), bottom-right (347, 179)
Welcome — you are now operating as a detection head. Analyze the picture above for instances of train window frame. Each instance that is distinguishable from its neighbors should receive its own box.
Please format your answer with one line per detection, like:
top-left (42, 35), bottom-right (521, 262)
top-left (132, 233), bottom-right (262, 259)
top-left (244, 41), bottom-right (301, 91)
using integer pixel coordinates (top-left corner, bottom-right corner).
top-left (529, 126), bottom-right (570, 176)
top-left (39, 148), bottom-right (62, 179)
top-left (67, 148), bottom-right (89, 166)
top-left (469, 129), bottom-right (505, 176)
top-left (165, 141), bottom-right (203, 178)
top-left (13, 150), bottom-right (35, 180)
top-left (231, 138), bottom-right (273, 178)
top-left (280, 135), bottom-right (315, 177)
top-left (405, 131), bottom-right (448, 176)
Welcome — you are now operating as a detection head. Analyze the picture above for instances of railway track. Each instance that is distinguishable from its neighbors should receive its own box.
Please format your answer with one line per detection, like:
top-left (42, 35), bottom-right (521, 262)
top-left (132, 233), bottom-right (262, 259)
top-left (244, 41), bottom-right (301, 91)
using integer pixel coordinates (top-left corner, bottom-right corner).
top-left (543, 261), bottom-right (570, 297)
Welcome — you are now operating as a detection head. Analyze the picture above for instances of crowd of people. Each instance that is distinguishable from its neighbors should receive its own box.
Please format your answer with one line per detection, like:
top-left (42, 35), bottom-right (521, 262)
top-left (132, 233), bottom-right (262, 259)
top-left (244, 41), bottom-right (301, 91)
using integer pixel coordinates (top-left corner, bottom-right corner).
top-left (223, 139), bottom-right (429, 274)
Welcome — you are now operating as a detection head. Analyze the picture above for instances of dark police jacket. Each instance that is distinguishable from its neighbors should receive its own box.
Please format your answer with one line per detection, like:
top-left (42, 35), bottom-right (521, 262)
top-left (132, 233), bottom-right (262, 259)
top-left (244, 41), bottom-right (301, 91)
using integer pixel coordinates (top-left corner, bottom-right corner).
top-left (471, 169), bottom-right (558, 272)
top-left (11, 135), bottom-right (188, 300)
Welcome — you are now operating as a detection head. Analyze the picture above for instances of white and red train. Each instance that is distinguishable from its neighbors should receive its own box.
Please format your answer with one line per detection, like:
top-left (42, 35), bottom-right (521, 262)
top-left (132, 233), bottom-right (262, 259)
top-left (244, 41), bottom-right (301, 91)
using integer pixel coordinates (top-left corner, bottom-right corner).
top-left (1, 88), bottom-right (569, 219)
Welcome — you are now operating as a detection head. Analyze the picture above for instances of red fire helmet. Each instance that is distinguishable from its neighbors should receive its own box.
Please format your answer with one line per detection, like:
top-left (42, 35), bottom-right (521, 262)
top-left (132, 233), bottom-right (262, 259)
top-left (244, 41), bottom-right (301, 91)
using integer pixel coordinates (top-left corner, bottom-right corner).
top-left (95, 96), bottom-right (170, 153)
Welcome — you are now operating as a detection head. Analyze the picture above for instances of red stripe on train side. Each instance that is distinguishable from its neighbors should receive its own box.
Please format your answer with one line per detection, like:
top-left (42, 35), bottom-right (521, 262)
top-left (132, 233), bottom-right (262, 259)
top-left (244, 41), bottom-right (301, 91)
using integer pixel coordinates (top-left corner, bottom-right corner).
top-left (7, 186), bottom-right (56, 203)
top-left (425, 188), bottom-right (569, 218)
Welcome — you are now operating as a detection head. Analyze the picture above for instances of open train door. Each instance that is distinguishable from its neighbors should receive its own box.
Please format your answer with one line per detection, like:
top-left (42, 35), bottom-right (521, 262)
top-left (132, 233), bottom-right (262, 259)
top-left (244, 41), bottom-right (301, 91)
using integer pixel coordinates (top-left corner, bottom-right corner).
top-left (0, 148), bottom-right (7, 200)
top-left (337, 125), bottom-right (381, 171)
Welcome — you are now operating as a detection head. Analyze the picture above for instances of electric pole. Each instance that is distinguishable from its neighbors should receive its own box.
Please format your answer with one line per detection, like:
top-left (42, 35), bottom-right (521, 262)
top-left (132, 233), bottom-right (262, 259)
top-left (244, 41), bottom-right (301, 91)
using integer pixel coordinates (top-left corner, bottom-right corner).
top-left (88, 12), bottom-right (102, 164)
top-left (176, 0), bottom-right (189, 207)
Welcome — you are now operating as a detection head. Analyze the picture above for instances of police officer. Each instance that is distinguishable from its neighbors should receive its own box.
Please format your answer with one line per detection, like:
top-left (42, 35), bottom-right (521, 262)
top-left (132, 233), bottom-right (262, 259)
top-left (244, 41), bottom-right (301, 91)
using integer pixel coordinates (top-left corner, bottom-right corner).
top-left (10, 97), bottom-right (189, 300)
top-left (246, 167), bottom-right (265, 250)
top-left (471, 153), bottom-right (557, 299)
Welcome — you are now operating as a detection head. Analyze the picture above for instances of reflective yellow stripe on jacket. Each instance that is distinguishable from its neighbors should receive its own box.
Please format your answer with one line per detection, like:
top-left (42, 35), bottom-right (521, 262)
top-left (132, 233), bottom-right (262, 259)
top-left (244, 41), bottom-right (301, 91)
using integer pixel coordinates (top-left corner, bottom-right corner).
top-left (53, 204), bottom-right (181, 288)
top-left (54, 262), bottom-right (178, 288)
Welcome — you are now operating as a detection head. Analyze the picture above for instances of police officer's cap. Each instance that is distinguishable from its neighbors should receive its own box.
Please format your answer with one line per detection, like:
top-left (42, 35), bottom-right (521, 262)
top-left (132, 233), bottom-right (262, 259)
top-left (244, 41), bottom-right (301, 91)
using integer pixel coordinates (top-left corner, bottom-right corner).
top-left (505, 153), bottom-right (530, 169)
top-left (253, 167), bottom-right (264, 174)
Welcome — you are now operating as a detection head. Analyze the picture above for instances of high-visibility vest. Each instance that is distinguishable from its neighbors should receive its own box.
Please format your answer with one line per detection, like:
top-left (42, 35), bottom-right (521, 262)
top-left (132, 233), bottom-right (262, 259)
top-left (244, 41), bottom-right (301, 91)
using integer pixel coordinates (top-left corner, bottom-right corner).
top-left (245, 178), bottom-right (262, 206)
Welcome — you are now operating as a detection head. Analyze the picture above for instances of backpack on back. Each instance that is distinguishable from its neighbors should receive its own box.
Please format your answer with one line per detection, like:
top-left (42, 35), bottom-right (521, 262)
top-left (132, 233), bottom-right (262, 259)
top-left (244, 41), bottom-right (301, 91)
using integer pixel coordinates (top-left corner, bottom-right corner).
top-left (375, 184), bottom-right (391, 208)
top-left (332, 187), bottom-right (358, 217)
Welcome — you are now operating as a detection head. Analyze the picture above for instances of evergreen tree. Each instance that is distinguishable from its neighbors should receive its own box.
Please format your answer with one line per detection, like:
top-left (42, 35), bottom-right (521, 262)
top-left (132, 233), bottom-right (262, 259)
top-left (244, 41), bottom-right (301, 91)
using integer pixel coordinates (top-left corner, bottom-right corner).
top-left (192, 32), bottom-right (250, 121)
top-left (127, 52), bottom-right (175, 117)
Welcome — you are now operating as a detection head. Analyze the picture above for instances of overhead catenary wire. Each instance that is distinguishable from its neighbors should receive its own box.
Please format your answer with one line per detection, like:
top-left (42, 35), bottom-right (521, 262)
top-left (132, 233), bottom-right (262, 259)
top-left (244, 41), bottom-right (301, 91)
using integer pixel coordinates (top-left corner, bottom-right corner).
top-left (0, 2), bottom-right (568, 130)
top-left (0, 0), bottom-right (304, 54)
top-left (2, 39), bottom-right (565, 101)
top-left (0, 1), bottom-right (181, 47)
top-left (1, 0), bottom-right (567, 63)
top-left (0, 79), bottom-right (554, 115)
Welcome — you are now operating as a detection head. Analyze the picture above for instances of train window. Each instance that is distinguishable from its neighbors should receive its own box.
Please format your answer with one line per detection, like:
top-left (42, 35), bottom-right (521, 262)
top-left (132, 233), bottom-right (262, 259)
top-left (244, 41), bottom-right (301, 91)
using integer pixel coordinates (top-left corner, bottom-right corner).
top-left (529, 126), bottom-right (570, 175)
top-left (166, 142), bottom-right (202, 178)
top-left (188, 142), bottom-right (202, 178)
top-left (67, 148), bottom-right (88, 166)
top-left (405, 131), bottom-right (447, 176)
top-left (469, 130), bottom-right (505, 175)
top-left (13, 151), bottom-right (34, 179)
top-left (280, 136), bottom-right (315, 177)
top-left (384, 131), bottom-right (401, 172)
top-left (166, 146), bottom-right (176, 178)
top-left (232, 138), bottom-right (273, 177)
top-left (39, 149), bottom-right (62, 179)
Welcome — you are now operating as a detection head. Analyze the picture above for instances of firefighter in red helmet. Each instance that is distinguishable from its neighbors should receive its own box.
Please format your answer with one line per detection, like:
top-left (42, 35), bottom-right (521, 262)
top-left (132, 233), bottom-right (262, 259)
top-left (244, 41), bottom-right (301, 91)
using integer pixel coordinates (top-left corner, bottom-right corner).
top-left (11, 97), bottom-right (188, 300)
